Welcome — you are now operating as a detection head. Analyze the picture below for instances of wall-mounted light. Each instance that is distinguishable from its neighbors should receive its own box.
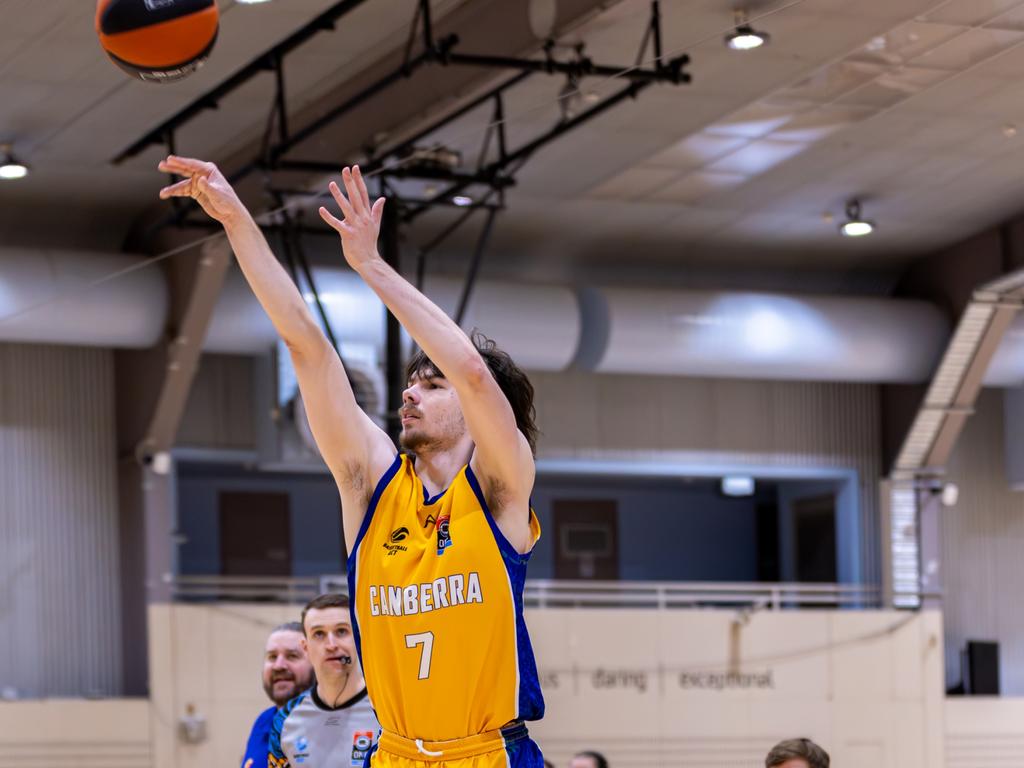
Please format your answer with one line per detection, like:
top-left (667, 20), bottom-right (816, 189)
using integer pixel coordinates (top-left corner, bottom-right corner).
top-left (0, 143), bottom-right (29, 180)
top-left (725, 10), bottom-right (770, 51)
top-left (721, 475), bottom-right (755, 497)
top-left (839, 199), bottom-right (875, 237)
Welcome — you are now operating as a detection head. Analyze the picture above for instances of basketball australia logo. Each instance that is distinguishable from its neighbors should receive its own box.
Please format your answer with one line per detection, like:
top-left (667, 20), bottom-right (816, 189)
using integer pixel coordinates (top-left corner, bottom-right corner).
top-left (383, 527), bottom-right (409, 556)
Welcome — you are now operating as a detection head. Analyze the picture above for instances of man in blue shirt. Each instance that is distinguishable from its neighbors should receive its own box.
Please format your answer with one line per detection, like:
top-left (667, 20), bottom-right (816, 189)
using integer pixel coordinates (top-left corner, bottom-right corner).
top-left (242, 622), bottom-right (314, 768)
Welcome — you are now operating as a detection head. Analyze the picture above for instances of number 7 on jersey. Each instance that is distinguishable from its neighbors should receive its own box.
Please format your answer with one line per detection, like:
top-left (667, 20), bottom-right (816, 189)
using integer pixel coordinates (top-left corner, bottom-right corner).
top-left (405, 631), bottom-right (434, 679)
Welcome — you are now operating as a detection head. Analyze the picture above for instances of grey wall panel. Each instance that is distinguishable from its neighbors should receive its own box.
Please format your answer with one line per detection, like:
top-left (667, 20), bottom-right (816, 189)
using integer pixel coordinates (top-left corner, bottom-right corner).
top-left (943, 388), bottom-right (1024, 694)
top-left (176, 353), bottom-right (256, 449)
top-left (531, 372), bottom-right (883, 584)
top-left (0, 343), bottom-right (121, 697)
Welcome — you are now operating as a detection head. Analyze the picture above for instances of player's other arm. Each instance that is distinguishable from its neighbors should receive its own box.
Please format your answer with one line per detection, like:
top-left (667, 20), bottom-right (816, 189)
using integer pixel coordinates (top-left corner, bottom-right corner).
top-left (319, 167), bottom-right (534, 551)
top-left (158, 157), bottom-right (395, 544)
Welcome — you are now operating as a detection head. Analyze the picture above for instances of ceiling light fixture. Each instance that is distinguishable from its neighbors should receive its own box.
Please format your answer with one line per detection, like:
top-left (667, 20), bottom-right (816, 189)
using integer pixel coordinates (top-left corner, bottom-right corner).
top-left (725, 10), bottom-right (770, 51)
top-left (0, 144), bottom-right (29, 180)
top-left (452, 195), bottom-right (474, 207)
top-left (839, 199), bottom-right (875, 237)
top-left (236, 0), bottom-right (273, 4)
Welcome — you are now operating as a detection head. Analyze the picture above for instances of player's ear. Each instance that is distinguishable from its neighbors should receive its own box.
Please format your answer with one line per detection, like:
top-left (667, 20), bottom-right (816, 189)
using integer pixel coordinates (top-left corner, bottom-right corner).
top-left (300, 636), bottom-right (308, 653)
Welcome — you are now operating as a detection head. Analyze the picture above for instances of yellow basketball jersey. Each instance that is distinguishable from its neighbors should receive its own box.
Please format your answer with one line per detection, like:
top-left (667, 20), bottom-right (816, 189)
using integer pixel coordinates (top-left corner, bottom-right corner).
top-left (347, 454), bottom-right (544, 741)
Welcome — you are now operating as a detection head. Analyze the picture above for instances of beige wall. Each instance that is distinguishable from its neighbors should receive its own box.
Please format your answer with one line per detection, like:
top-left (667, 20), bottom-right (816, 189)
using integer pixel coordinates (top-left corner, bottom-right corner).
top-left (0, 699), bottom-right (150, 768)
top-left (945, 697), bottom-right (1024, 767)
top-left (140, 604), bottom-right (943, 768)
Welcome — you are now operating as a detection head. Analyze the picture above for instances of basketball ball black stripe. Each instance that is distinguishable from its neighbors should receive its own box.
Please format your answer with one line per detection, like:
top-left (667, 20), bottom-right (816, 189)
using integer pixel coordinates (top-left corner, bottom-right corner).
top-left (99, 0), bottom-right (216, 36)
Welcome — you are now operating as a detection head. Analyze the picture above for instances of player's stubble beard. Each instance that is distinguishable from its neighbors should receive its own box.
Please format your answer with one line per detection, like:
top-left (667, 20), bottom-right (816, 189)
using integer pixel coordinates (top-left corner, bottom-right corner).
top-left (399, 407), bottom-right (466, 456)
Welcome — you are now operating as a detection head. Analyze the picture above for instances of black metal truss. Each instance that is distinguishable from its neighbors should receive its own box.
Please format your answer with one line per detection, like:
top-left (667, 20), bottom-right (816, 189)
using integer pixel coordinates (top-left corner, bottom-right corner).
top-left (115, 0), bottom-right (689, 202)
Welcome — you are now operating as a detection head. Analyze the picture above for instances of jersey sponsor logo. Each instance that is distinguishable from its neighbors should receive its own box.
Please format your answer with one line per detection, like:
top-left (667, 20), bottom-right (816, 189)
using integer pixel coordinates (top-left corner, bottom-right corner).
top-left (436, 515), bottom-right (452, 555)
top-left (351, 730), bottom-right (373, 766)
top-left (368, 572), bottom-right (483, 616)
top-left (383, 527), bottom-right (409, 556)
top-left (294, 735), bottom-right (310, 764)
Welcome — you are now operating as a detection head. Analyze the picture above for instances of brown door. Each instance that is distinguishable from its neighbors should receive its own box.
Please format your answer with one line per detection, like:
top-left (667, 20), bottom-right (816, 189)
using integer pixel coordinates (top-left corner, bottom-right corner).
top-left (553, 499), bottom-right (619, 580)
top-left (219, 491), bottom-right (292, 575)
top-left (793, 494), bottom-right (836, 583)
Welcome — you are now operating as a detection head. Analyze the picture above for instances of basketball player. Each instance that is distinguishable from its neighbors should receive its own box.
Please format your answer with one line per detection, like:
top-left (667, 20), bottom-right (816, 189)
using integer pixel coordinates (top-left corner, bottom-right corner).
top-left (242, 622), bottom-right (313, 768)
top-left (158, 157), bottom-right (545, 766)
top-left (268, 594), bottom-right (378, 768)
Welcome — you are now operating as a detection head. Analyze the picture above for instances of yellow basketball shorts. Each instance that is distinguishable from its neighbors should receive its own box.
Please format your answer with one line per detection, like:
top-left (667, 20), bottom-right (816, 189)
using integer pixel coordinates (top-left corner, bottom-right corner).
top-left (367, 722), bottom-right (544, 767)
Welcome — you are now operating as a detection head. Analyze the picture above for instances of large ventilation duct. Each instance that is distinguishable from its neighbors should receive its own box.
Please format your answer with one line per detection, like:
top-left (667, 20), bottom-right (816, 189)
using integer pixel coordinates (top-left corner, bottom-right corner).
top-left (0, 248), bottom-right (982, 386)
top-left (204, 267), bottom-right (582, 371)
top-left (0, 249), bottom-right (166, 348)
top-left (582, 288), bottom-right (950, 383)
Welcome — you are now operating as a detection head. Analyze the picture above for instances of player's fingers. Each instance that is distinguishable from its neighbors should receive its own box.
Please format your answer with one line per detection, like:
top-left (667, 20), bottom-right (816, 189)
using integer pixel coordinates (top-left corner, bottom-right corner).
top-left (328, 180), bottom-right (356, 221)
top-left (159, 178), bottom-right (195, 199)
top-left (371, 196), bottom-right (385, 225)
top-left (341, 167), bottom-right (367, 218)
top-left (353, 165), bottom-right (371, 210)
top-left (164, 155), bottom-right (215, 173)
top-left (319, 206), bottom-right (351, 235)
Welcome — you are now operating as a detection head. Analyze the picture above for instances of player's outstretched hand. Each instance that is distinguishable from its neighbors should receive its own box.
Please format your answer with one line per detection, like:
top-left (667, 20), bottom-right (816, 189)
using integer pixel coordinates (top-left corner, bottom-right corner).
top-left (158, 156), bottom-right (246, 227)
top-left (318, 165), bottom-right (386, 272)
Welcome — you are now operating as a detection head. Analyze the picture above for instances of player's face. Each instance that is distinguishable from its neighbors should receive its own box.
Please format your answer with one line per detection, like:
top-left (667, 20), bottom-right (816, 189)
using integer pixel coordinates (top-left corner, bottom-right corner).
top-left (262, 630), bottom-right (313, 707)
top-left (302, 607), bottom-right (357, 679)
top-left (774, 762), bottom-right (810, 768)
top-left (399, 372), bottom-right (466, 453)
top-left (569, 758), bottom-right (599, 768)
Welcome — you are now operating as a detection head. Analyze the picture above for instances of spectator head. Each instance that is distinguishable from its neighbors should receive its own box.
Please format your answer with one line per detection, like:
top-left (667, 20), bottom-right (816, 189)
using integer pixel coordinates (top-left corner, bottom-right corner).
top-left (262, 621), bottom-right (313, 707)
top-left (765, 738), bottom-right (830, 768)
top-left (570, 751), bottom-right (609, 768)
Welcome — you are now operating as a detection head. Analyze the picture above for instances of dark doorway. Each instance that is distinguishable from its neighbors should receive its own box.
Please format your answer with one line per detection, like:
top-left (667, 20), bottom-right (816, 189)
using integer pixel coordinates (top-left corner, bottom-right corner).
top-left (219, 491), bottom-right (292, 575)
top-left (793, 494), bottom-right (837, 582)
top-left (553, 499), bottom-right (619, 580)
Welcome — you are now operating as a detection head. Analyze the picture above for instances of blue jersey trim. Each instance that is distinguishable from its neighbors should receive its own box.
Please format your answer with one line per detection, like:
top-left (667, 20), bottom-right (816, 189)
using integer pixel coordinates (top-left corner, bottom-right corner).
top-left (464, 464), bottom-right (533, 565)
top-left (347, 453), bottom-right (401, 669)
top-left (269, 692), bottom-right (307, 761)
top-left (346, 453), bottom-right (403, 571)
top-left (463, 464), bottom-right (545, 723)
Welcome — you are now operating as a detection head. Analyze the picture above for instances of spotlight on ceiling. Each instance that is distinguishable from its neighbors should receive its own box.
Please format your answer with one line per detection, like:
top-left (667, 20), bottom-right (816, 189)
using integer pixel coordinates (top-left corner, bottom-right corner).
top-left (725, 10), bottom-right (769, 51)
top-left (236, 0), bottom-right (273, 4)
top-left (451, 195), bottom-right (474, 207)
top-left (0, 144), bottom-right (29, 181)
top-left (839, 199), bottom-right (875, 237)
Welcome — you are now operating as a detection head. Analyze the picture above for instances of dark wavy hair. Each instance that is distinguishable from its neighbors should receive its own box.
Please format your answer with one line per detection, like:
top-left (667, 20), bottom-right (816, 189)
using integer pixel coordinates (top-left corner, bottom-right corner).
top-left (405, 331), bottom-right (538, 455)
top-left (765, 738), bottom-right (829, 768)
top-left (574, 752), bottom-right (609, 768)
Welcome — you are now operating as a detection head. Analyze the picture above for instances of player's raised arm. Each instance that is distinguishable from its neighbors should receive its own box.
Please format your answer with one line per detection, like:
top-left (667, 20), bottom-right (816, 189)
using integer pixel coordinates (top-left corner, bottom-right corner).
top-left (319, 166), bottom-right (535, 551)
top-left (158, 157), bottom-right (395, 544)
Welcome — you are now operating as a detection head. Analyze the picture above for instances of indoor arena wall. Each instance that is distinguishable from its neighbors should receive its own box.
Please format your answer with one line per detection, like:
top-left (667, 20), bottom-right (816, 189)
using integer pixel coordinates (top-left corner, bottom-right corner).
top-left (942, 388), bottom-right (1024, 695)
top-left (141, 604), bottom-right (942, 768)
top-left (530, 372), bottom-right (884, 584)
top-left (0, 342), bottom-right (121, 698)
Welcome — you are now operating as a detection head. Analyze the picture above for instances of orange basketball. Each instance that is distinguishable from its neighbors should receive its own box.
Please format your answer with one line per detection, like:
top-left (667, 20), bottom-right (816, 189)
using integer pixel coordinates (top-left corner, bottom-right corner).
top-left (95, 0), bottom-right (219, 84)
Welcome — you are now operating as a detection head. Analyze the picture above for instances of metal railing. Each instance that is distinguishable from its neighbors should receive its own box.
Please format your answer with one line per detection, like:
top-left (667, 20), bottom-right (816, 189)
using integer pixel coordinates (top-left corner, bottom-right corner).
top-left (523, 579), bottom-right (882, 609)
top-left (171, 575), bottom-right (320, 603)
top-left (171, 575), bottom-right (887, 610)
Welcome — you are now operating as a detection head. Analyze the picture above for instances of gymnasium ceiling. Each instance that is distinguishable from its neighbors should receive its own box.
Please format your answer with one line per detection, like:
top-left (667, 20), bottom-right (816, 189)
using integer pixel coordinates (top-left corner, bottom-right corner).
top-left (5, 0), bottom-right (1024, 282)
